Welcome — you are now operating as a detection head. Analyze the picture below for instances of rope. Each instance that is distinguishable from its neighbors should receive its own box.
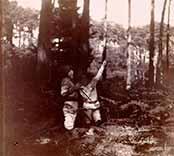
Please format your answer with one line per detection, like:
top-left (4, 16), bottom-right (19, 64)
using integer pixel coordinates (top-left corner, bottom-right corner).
top-left (80, 88), bottom-right (92, 101)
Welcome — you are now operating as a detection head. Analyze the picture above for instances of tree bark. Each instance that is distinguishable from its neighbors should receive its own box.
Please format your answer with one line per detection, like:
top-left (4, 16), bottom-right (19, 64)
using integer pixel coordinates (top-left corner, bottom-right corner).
top-left (126, 0), bottom-right (132, 90)
top-left (22, 31), bottom-right (26, 47)
top-left (37, 0), bottom-right (52, 88)
top-left (0, 0), bottom-right (2, 83)
top-left (156, 0), bottom-right (168, 85)
top-left (59, 0), bottom-right (78, 49)
top-left (0, 1), bottom-right (3, 155)
top-left (37, 0), bottom-right (52, 64)
top-left (81, 0), bottom-right (90, 42)
top-left (102, 0), bottom-right (108, 79)
top-left (78, 0), bottom-right (90, 73)
top-left (28, 29), bottom-right (33, 45)
top-left (166, 0), bottom-right (172, 73)
top-left (59, 0), bottom-right (77, 30)
top-left (148, 0), bottom-right (155, 87)
top-left (18, 29), bottom-right (21, 48)
top-left (59, 0), bottom-right (92, 79)
top-left (6, 18), bottom-right (13, 45)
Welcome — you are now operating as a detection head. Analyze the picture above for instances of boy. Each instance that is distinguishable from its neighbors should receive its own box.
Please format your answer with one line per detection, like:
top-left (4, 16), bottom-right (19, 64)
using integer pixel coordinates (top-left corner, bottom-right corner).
top-left (79, 60), bottom-right (107, 126)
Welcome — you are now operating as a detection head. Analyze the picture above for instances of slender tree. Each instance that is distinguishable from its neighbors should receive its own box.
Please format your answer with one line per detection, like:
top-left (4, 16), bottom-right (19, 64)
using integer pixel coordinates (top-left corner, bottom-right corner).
top-left (126, 0), bottom-right (132, 90)
top-left (18, 27), bottom-right (21, 47)
top-left (102, 0), bottom-right (108, 79)
top-left (156, 0), bottom-right (168, 85)
top-left (166, 0), bottom-right (172, 73)
top-left (148, 0), bottom-right (155, 87)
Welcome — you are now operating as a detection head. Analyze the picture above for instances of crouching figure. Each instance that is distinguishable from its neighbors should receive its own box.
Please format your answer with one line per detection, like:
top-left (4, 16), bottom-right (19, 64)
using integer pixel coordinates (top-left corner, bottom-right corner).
top-left (60, 67), bottom-right (80, 130)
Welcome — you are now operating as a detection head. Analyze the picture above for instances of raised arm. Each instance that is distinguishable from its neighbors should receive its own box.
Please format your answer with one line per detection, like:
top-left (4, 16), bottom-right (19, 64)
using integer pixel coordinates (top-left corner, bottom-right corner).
top-left (94, 60), bottom-right (107, 81)
top-left (88, 60), bottom-right (107, 88)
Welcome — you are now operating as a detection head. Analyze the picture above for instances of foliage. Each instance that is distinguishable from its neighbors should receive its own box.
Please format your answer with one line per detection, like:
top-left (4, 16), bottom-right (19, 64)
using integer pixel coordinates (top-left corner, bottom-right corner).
top-left (2, 0), bottom-right (39, 45)
top-left (89, 21), bottom-right (174, 83)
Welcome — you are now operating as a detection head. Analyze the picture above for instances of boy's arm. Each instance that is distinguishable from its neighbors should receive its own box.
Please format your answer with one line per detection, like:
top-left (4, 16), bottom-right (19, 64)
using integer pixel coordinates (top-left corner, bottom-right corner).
top-left (61, 79), bottom-right (80, 97)
top-left (94, 60), bottom-right (107, 81)
top-left (88, 60), bottom-right (107, 88)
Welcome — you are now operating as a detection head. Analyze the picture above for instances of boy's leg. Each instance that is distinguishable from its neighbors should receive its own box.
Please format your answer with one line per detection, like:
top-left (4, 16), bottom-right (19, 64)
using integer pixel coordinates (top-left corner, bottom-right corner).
top-left (92, 109), bottom-right (102, 125)
top-left (63, 101), bottom-right (78, 130)
top-left (83, 109), bottom-right (92, 125)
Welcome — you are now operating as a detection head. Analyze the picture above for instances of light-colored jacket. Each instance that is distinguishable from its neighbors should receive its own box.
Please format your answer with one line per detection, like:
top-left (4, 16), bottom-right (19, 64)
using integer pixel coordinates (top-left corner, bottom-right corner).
top-left (80, 61), bottom-right (106, 109)
top-left (61, 77), bottom-right (79, 101)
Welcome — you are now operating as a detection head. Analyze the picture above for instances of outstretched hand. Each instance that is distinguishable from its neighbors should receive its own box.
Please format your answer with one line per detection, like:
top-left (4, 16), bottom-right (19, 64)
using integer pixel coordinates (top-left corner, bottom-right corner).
top-left (103, 60), bottom-right (107, 67)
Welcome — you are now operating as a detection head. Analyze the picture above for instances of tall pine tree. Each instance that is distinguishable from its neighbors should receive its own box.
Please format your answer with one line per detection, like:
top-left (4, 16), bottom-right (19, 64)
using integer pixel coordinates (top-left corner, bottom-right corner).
top-left (148, 0), bottom-right (155, 87)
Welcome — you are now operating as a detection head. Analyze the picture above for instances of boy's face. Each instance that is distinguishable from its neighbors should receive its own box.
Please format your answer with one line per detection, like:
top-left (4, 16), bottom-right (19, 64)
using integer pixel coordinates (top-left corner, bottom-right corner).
top-left (68, 69), bottom-right (74, 79)
top-left (80, 74), bottom-right (90, 86)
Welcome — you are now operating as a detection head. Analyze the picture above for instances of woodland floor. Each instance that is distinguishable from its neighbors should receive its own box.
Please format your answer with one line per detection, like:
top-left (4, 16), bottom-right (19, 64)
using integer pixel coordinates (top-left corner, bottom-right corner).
top-left (4, 66), bottom-right (174, 156)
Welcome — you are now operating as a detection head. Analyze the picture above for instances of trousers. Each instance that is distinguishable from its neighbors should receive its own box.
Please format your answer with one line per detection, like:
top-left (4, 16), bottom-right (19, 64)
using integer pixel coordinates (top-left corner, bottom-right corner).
top-left (63, 101), bottom-right (78, 130)
top-left (84, 108), bottom-right (101, 124)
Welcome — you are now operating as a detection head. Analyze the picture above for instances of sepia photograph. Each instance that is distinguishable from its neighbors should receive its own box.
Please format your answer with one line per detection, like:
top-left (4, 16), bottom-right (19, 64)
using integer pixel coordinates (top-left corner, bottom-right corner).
top-left (1, 0), bottom-right (174, 155)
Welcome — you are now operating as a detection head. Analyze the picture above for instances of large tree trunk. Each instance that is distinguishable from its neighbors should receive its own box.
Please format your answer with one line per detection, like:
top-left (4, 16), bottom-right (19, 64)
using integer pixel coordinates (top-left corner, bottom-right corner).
top-left (37, 0), bottom-right (52, 64)
top-left (59, 0), bottom-right (78, 50)
top-left (71, 0), bottom-right (78, 52)
top-left (148, 0), bottom-right (155, 87)
top-left (37, 0), bottom-right (52, 87)
top-left (59, 0), bottom-right (92, 80)
top-left (166, 0), bottom-right (172, 73)
top-left (78, 0), bottom-right (90, 74)
top-left (59, 0), bottom-right (77, 32)
top-left (0, 2), bottom-right (3, 152)
top-left (156, 0), bottom-right (168, 85)
top-left (126, 0), bottom-right (132, 90)
top-left (81, 0), bottom-right (90, 43)
top-left (59, 1), bottom-right (78, 50)
top-left (0, 0), bottom-right (2, 91)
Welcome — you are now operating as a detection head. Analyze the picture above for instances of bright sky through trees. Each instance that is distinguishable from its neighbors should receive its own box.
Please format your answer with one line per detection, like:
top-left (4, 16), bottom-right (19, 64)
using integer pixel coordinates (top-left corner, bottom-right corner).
top-left (14, 0), bottom-right (174, 27)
